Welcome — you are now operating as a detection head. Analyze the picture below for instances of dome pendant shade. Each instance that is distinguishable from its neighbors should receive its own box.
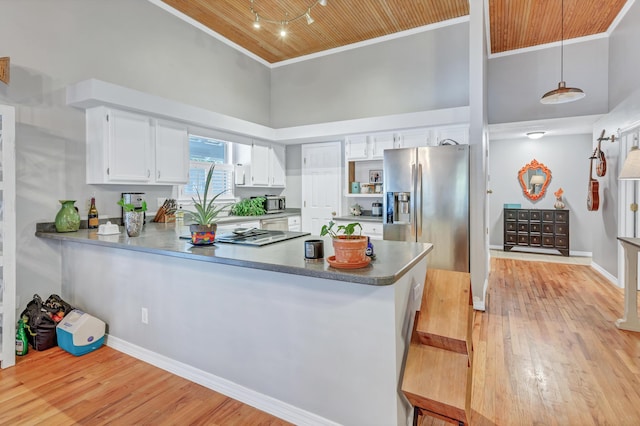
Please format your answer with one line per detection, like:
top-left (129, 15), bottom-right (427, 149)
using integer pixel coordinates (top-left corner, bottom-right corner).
top-left (540, 0), bottom-right (585, 105)
top-left (540, 81), bottom-right (586, 104)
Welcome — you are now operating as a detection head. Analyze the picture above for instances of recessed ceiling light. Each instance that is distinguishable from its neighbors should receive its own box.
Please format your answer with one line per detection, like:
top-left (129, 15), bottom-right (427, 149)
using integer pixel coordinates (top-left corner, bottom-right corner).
top-left (526, 132), bottom-right (546, 139)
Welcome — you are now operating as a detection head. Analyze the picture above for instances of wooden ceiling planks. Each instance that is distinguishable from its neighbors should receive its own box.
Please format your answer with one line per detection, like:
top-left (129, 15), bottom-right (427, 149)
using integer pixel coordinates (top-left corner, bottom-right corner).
top-left (162, 0), bottom-right (469, 63)
top-left (161, 0), bottom-right (626, 63)
top-left (489, 0), bottom-right (627, 54)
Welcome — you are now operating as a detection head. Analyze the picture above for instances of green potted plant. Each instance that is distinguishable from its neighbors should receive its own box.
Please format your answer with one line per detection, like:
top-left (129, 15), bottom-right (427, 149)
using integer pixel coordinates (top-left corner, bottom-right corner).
top-left (185, 164), bottom-right (231, 245)
top-left (118, 198), bottom-right (147, 237)
top-left (230, 196), bottom-right (266, 216)
top-left (320, 220), bottom-right (368, 265)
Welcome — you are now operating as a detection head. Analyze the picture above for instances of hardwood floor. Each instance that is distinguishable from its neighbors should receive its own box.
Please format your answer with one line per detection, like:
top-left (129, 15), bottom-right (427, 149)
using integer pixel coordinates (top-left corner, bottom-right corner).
top-left (0, 347), bottom-right (289, 425)
top-left (3, 257), bottom-right (639, 425)
top-left (422, 257), bottom-right (640, 426)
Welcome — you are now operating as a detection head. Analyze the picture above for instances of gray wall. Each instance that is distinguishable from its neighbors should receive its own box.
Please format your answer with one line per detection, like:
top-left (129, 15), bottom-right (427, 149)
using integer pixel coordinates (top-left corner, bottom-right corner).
top-left (270, 22), bottom-right (470, 128)
top-left (0, 0), bottom-right (270, 309)
top-left (489, 135), bottom-right (594, 253)
top-left (609, 0), bottom-right (640, 109)
top-left (589, 0), bottom-right (640, 278)
top-left (488, 38), bottom-right (609, 124)
top-left (489, 134), bottom-right (598, 253)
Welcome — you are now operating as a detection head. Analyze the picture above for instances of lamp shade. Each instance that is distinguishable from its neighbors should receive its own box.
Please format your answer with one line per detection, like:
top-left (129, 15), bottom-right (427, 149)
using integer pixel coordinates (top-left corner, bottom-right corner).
top-left (540, 81), bottom-right (586, 105)
top-left (530, 175), bottom-right (545, 185)
top-left (619, 147), bottom-right (640, 180)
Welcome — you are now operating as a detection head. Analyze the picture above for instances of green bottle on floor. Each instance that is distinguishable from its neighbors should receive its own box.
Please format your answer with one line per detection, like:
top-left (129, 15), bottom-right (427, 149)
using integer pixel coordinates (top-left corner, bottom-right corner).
top-left (16, 318), bottom-right (28, 356)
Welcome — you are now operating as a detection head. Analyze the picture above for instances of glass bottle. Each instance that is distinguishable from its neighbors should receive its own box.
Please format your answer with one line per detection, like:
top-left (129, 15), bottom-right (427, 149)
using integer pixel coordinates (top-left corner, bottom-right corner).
top-left (88, 197), bottom-right (99, 229)
top-left (16, 318), bottom-right (28, 356)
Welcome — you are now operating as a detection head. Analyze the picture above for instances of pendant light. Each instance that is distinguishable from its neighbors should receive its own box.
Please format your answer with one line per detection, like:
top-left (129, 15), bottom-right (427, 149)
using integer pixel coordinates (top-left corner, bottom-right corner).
top-left (540, 0), bottom-right (585, 104)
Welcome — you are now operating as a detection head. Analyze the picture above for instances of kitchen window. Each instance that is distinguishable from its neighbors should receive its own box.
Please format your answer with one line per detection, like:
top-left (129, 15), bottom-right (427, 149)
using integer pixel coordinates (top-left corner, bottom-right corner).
top-left (178, 134), bottom-right (235, 203)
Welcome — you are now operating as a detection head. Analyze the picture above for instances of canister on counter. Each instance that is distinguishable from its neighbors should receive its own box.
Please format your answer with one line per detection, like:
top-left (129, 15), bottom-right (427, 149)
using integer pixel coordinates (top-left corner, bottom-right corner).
top-left (305, 239), bottom-right (324, 259)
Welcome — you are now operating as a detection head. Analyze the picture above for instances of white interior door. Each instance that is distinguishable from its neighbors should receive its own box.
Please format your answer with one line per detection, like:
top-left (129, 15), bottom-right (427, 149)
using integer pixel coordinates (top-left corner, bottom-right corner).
top-left (301, 142), bottom-right (342, 234)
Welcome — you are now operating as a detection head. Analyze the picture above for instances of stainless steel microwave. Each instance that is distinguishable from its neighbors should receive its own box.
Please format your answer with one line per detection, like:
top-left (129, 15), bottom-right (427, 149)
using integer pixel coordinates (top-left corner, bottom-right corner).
top-left (263, 196), bottom-right (285, 213)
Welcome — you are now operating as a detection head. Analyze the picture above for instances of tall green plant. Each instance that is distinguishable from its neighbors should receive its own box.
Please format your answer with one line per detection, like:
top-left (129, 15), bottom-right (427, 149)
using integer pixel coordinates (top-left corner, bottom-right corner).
top-left (186, 164), bottom-right (230, 225)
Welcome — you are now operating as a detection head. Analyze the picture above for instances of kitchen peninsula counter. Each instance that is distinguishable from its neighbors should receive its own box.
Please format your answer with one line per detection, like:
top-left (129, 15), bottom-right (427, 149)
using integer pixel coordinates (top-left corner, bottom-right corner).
top-left (36, 222), bottom-right (431, 426)
top-left (36, 222), bottom-right (430, 286)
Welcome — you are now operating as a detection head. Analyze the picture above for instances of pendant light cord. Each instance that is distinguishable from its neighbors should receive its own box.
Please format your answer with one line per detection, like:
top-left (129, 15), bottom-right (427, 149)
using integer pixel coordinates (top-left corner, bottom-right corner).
top-left (560, 0), bottom-right (565, 82)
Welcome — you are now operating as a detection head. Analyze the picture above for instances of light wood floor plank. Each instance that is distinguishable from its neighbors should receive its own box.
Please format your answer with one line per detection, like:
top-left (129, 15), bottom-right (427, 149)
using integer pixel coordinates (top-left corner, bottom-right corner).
top-left (0, 346), bottom-right (290, 426)
top-left (420, 257), bottom-right (640, 426)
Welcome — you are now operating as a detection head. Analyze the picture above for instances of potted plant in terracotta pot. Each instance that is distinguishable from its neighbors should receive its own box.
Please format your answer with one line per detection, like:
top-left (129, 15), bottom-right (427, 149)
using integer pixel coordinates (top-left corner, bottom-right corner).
top-left (185, 164), bottom-right (230, 245)
top-left (320, 220), bottom-right (369, 266)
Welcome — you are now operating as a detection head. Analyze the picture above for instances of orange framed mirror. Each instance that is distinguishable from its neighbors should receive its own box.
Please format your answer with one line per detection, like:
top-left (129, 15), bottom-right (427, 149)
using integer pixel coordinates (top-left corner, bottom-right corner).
top-left (518, 159), bottom-right (551, 201)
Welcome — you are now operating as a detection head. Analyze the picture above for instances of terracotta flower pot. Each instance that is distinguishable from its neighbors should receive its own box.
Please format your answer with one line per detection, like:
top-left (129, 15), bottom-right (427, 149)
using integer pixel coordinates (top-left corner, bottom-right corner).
top-left (190, 223), bottom-right (217, 245)
top-left (332, 236), bottom-right (368, 264)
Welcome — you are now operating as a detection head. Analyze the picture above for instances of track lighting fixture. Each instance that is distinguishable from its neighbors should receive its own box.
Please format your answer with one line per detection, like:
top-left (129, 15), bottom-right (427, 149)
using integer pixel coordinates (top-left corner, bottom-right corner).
top-left (250, 0), bottom-right (327, 36)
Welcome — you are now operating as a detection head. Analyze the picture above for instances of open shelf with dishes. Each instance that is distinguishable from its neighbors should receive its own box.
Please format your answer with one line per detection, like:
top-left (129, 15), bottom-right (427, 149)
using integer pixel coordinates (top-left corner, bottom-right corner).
top-left (345, 160), bottom-right (384, 197)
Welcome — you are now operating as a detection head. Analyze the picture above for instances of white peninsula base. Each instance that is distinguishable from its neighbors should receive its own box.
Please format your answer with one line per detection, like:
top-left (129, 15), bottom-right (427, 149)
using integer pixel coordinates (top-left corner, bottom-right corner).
top-left (60, 241), bottom-right (427, 425)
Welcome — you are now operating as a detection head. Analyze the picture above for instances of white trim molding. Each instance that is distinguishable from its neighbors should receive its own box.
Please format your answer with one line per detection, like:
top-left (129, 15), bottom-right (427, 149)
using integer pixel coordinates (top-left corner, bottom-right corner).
top-left (106, 335), bottom-right (341, 426)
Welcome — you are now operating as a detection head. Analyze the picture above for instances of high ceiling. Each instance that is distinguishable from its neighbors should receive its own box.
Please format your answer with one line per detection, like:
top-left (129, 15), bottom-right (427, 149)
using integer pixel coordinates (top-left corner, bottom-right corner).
top-left (160, 0), bottom-right (629, 64)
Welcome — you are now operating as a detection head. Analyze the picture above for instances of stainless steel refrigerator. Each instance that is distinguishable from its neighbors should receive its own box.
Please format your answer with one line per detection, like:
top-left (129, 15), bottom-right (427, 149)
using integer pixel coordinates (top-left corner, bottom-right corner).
top-left (383, 145), bottom-right (469, 272)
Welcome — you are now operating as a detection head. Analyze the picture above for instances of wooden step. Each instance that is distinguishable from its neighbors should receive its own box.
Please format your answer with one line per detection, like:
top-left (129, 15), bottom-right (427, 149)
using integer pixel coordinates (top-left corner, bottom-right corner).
top-left (402, 342), bottom-right (471, 425)
top-left (416, 269), bottom-right (473, 355)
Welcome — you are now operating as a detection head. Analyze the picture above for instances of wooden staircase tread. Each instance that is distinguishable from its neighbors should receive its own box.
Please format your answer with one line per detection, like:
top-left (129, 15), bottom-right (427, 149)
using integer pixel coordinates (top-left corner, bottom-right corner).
top-left (401, 342), bottom-right (470, 424)
top-left (416, 269), bottom-right (472, 355)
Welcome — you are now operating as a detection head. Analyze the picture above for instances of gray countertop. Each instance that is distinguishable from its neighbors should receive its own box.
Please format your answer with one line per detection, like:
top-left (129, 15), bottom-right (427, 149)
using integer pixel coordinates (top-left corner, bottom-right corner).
top-left (333, 214), bottom-right (383, 223)
top-left (36, 222), bottom-right (431, 286)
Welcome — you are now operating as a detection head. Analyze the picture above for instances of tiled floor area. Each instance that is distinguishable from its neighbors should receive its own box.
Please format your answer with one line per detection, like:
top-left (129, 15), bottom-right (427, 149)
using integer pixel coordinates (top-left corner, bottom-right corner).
top-left (490, 248), bottom-right (591, 265)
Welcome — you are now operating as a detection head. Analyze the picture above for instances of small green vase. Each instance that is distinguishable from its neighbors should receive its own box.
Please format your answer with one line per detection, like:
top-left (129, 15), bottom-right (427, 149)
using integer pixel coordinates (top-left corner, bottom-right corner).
top-left (55, 200), bottom-right (81, 232)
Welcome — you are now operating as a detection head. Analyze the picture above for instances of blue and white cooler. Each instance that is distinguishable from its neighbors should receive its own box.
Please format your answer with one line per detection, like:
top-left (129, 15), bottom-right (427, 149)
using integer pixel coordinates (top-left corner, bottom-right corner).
top-left (57, 309), bottom-right (106, 356)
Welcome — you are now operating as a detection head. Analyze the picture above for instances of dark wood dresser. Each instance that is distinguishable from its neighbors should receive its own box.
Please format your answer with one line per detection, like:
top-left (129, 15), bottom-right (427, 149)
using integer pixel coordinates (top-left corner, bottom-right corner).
top-left (503, 208), bottom-right (569, 256)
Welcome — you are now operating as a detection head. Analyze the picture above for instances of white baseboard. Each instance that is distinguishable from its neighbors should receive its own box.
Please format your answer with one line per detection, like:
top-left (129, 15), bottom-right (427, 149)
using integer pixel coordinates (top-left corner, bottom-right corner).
top-left (489, 245), bottom-right (592, 257)
top-left (591, 261), bottom-right (620, 288)
top-left (106, 335), bottom-right (339, 426)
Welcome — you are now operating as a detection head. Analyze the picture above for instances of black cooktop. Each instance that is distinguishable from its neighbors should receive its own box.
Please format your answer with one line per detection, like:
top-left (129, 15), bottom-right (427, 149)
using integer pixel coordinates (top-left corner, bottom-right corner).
top-left (216, 229), bottom-right (310, 246)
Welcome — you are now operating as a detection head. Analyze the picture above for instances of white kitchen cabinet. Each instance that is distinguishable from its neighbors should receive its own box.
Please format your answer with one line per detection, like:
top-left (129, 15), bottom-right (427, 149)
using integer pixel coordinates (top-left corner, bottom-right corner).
top-left (369, 132), bottom-right (396, 159)
top-left (360, 221), bottom-right (383, 240)
top-left (345, 133), bottom-right (396, 161)
top-left (234, 142), bottom-right (286, 188)
top-left (86, 107), bottom-right (189, 185)
top-left (269, 144), bottom-right (286, 187)
top-left (155, 119), bottom-right (189, 184)
top-left (345, 135), bottom-right (369, 160)
top-left (250, 143), bottom-right (271, 186)
top-left (396, 128), bottom-right (432, 148)
top-left (288, 215), bottom-right (301, 232)
top-left (0, 105), bottom-right (16, 369)
top-left (333, 219), bottom-right (383, 241)
top-left (434, 125), bottom-right (469, 146)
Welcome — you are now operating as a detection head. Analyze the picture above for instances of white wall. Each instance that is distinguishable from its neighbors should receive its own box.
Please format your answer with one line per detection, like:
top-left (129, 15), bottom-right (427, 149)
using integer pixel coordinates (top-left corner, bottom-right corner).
top-left (489, 134), bottom-right (594, 253)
